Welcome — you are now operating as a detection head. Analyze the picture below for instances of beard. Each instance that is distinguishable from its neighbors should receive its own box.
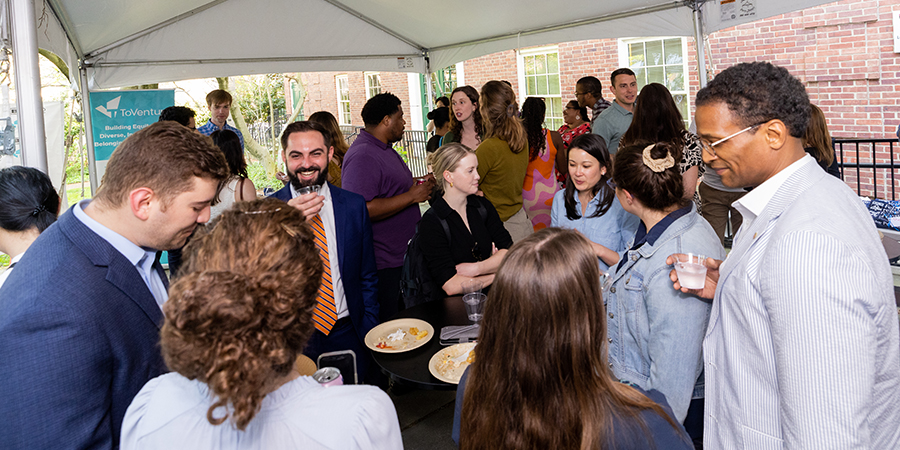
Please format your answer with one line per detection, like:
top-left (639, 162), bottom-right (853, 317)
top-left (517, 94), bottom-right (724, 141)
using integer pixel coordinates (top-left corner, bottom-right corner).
top-left (288, 164), bottom-right (329, 191)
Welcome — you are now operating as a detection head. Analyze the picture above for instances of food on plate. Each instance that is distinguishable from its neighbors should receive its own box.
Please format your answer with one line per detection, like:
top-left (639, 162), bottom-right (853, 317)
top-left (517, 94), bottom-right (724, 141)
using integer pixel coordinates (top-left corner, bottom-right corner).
top-left (375, 327), bottom-right (428, 350)
top-left (434, 344), bottom-right (476, 383)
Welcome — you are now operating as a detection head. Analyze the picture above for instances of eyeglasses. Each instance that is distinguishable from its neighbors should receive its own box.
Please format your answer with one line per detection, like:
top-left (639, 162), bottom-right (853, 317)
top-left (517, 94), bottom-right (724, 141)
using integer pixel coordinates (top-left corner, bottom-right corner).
top-left (606, 178), bottom-right (618, 190)
top-left (575, 92), bottom-right (586, 97)
top-left (699, 122), bottom-right (767, 157)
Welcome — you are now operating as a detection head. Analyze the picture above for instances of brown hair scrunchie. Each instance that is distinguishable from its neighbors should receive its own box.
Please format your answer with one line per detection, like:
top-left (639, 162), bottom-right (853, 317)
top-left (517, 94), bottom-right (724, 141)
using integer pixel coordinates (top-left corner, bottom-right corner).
top-left (641, 144), bottom-right (675, 173)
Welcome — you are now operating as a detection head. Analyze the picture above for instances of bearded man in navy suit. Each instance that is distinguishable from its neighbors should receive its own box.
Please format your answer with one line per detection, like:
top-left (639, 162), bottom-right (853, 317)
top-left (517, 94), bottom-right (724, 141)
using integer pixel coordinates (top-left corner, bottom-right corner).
top-left (0, 122), bottom-right (229, 449)
top-left (270, 121), bottom-right (380, 383)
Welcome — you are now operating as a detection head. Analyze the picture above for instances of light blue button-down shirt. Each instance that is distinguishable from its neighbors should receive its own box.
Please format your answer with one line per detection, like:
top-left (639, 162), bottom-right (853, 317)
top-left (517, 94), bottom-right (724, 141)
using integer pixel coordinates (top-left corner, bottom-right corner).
top-left (550, 188), bottom-right (639, 272)
top-left (73, 200), bottom-right (167, 307)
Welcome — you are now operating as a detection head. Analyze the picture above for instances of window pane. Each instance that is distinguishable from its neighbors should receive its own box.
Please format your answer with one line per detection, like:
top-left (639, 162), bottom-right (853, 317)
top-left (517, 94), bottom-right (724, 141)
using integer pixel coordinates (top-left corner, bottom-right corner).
top-left (536, 75), bottom-right (549, 96)
top-left (647, 66), bottom-right (664, 85)
top-left (548, 74), bottom-right (560, 96)
top-left (628, 43), bottom-right (645, 67)
top-left (633, 67), bottom-right (647, 87)
top-left (646, 40), bottom-right (663, 66)
top-left (666, 68), bottom-right (684, 91)
top-left (547, 53), bottom-right (559, 74)
top-left (673, 93), bottom-right (689, 125)
top-left (535, 54), bottom-right (547, 75)
top-left (664, 38), bottom-right (683, 65)
top-left (525, 56), bottom-right (536, 75)
top-left (527, 76), bottom-right (537, 95)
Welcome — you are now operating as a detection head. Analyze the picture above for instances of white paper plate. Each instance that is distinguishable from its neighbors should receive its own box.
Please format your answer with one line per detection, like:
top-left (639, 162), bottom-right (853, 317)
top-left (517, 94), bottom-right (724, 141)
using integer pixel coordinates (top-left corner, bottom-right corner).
top-left (364, 318), bottom-right (434, 353)
top-left (428, 342), bottom-right (477, 384)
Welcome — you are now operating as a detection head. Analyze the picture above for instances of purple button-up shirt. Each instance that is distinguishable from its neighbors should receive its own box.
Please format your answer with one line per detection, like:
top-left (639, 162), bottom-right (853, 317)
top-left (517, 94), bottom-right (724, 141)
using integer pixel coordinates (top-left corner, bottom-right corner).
top-left (341, 130), bottom-right (420, 270)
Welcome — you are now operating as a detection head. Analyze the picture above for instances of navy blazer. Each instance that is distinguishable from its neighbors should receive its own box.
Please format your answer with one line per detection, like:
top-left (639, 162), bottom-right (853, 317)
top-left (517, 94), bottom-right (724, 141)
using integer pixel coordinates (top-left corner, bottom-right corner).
top-left (270, 183), bottom-right (380, 340)
top-left (0, 207), bottom-right (168, 450)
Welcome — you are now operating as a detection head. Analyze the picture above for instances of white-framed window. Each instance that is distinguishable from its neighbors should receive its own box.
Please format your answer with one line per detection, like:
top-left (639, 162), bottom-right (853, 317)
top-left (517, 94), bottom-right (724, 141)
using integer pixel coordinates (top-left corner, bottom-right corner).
top-left (336, 75), bottom-right (351, 125)
top-left (365, 72), bottom-right (382, 99)
top-left (619, 37), bottom-right (691, 126)
top-left (517, 45), bottom-right (563, 130)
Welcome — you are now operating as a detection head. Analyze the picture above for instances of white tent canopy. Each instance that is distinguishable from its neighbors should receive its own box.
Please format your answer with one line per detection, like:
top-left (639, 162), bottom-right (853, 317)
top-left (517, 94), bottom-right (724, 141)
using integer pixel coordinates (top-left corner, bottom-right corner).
top-left (4, 0), bottom-right (836, 175)
top-left (33, 0), bottom-right (834, 90)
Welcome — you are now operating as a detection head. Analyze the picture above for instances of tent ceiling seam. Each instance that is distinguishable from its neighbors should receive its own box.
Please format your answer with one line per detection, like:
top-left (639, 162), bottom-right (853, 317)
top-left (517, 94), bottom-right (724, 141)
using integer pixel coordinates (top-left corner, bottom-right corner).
top-left (91, 53), bottom-right (425, 67)
top-left (427, 0), bottom-right (684, 53)
top-left (320, 0), bottom-right (426, 54)
top-left (84, 0), bottom-right (230, 61)
top-left (44, 0), bottom-right (83, 58)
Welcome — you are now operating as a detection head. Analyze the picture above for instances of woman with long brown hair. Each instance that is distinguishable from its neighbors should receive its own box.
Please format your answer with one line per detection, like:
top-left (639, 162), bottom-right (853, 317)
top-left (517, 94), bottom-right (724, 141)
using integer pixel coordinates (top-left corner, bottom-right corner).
top-left (308, 110), bottom-right (350, 187)
top-left (475, 80), bottom-right (531, 242)
top-left (442, 86), bottom-right (483, 150)
top-left (453, 228), bottom-right (692, 449)
top-left (618, 83), bottom-right (703, 206)
top-left (121, 199), bottom-right (401, 449)
top-left (803, 104), bottom-right (840, 178)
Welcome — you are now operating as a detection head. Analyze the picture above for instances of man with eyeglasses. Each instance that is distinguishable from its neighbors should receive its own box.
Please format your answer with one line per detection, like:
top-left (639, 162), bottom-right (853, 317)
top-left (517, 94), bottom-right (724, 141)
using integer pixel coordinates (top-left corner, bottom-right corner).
top-left (674, 61), bottom-right (900, 449)
top-left (574, 76), bottom-right (610, 130)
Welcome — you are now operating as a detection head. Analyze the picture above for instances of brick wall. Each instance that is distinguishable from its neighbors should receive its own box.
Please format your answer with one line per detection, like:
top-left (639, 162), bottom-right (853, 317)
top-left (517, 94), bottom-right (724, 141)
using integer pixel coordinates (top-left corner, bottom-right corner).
top-left (300, 71), bottom-right (412, 129)
top-left (298, 0), bottom-right (900, 197)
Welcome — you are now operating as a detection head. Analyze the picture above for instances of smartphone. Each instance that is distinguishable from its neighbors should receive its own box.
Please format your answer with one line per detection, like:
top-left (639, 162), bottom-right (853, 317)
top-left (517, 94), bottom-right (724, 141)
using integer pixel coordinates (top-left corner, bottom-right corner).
top-left (317, 350), bottom-right (358, 385)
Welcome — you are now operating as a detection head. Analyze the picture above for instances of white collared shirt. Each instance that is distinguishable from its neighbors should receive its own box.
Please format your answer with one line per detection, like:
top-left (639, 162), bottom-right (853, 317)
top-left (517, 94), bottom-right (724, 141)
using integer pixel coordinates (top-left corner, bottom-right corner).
top-left (0, 252), bottom-right (24, 290)
top-left (290, 184), bottom-right (348, 319)
top-left (73, 200), bottom-right (168, 308)
top-left (732, 154), bottom-right (814, 242)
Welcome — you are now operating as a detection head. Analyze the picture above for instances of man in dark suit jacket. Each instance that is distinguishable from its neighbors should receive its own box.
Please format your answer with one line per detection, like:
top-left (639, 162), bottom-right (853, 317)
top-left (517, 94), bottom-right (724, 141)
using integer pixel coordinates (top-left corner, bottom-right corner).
top-left (271, 121), bottom-right (380, 382)
top-left (0, 122), bottom-right (229, 449)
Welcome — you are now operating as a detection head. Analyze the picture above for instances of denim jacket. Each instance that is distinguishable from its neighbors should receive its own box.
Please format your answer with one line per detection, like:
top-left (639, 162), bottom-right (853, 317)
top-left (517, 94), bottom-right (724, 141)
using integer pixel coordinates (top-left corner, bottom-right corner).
top-left (606, 203), bottom-right (725, 422)
top-left (550, 188), bottom-right (640, 272)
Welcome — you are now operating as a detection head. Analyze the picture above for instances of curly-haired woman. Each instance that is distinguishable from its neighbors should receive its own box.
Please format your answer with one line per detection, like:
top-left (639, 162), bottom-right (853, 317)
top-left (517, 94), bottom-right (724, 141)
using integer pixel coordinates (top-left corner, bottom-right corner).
top-left (121, 199), bottom-right (401, 449)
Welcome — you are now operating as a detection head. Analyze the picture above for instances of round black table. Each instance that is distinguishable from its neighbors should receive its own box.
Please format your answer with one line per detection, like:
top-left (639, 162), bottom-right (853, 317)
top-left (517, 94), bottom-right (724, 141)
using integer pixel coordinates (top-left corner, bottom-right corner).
top-left (371, 296), bottom-right (471, 390)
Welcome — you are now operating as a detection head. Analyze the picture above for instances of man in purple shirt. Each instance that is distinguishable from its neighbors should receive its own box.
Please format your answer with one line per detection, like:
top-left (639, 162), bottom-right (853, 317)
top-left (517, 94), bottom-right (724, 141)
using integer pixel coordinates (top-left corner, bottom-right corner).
top-left (342, 93), bottom-right (435, 321)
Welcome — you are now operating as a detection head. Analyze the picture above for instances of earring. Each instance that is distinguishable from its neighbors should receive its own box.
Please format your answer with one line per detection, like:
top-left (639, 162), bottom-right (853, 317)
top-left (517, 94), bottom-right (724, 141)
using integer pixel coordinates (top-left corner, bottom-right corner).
top-left (575, 115), bottom-right (581, 120)
top-left (450, 182), bottom-right (454, 188)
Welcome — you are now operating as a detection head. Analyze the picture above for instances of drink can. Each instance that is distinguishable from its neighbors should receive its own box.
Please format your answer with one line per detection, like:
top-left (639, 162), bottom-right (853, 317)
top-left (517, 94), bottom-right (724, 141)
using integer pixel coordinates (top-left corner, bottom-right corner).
top-left (313, 367), bottom-right (343, 387)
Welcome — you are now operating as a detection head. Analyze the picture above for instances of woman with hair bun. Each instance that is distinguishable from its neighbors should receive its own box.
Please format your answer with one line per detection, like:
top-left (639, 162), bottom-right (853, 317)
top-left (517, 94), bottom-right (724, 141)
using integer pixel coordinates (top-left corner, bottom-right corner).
top-left (121, 198), bottom-right (401, 449)
top-left (606, 142), bottom-right (724, 440)
top-left (0, 166), bottom-right (60, 289)
top-left (475, 80), bottom-right (531, 242)
top-left (453, 228), bottom-right (692, 449)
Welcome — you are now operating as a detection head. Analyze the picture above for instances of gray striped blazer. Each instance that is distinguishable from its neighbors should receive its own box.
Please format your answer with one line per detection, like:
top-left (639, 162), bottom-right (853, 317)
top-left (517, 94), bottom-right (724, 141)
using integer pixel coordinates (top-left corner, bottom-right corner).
top-left (704, 157), bottom-right (900, 449)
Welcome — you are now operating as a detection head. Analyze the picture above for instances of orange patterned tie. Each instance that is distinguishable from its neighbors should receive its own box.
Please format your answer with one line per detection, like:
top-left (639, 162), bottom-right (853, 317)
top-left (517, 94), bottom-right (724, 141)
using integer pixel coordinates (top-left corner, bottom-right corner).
top-left (309, 214), bottom-right (337, 334)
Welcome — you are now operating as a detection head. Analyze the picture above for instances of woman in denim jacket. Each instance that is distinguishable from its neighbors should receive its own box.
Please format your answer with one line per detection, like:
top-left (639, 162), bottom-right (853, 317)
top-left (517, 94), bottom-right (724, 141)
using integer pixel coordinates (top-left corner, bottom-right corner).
top-left (550, 134), bottom-right (639, 272)
top-left (606, 142), bottom-right (725, 433)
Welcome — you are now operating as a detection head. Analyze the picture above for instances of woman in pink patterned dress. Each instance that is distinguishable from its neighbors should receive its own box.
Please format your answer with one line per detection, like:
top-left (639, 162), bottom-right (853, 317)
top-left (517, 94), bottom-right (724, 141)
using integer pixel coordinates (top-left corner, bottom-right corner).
top-left (521, 97), bottom-right (565, 231)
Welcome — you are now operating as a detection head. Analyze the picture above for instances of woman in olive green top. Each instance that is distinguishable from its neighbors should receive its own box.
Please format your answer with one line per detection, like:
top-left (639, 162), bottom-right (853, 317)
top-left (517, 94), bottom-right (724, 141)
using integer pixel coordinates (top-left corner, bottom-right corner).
top-left (476, 81), bottom-right (532, 242)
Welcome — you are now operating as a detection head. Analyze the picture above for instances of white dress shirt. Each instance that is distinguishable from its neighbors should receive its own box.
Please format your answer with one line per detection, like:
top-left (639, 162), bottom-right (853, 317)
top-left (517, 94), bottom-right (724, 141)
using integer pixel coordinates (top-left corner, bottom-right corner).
top-left (290, 184), bottom-right (348, 319)
top-left (0, 252), bottom-right (24, 290)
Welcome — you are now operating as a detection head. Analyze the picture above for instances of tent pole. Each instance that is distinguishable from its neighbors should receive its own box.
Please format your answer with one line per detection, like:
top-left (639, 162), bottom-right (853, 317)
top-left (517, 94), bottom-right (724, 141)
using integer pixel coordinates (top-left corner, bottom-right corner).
top-left (692, 0), bottom-right (709, 88)
top-left (10, 0), bottom-right (47, 172)
top-left (79, 64), bottom-right (97, 195)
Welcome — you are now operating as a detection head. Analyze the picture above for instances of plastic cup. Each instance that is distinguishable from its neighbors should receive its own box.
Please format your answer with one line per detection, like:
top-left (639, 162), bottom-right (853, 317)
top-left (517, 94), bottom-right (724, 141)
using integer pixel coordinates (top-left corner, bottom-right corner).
top-left (462, 292), bottom-right (486, 324)
top-left (673, 254), bottom-right (707, 290)
top-left (297, 185), bottom-right (320, 196)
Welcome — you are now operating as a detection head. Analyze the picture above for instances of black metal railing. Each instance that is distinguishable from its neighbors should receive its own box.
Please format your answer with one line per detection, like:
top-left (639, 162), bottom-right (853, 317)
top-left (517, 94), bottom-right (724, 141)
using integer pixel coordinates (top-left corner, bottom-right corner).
top-left (833, 138), bottom-right (899, 200)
